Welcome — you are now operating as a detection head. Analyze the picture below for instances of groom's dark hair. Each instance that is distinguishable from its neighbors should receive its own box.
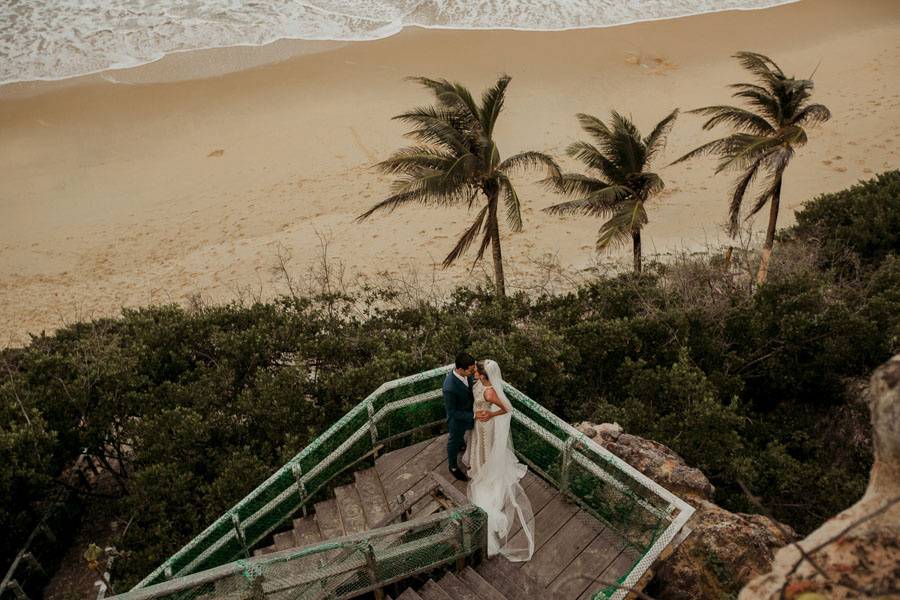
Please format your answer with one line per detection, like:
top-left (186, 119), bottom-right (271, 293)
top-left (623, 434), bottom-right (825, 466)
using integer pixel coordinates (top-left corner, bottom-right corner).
top-left (455, 352), bottom-right (475, 369)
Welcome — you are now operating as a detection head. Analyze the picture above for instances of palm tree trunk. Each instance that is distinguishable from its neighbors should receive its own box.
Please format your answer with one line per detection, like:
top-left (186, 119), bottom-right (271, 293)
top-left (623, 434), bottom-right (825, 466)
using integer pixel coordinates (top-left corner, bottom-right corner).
top-left (488, 197), bottom-right (506, 297)
top-left (756, 178), bottom-right (783, 285)
top-left (632, 229), bottom-right (642, 274)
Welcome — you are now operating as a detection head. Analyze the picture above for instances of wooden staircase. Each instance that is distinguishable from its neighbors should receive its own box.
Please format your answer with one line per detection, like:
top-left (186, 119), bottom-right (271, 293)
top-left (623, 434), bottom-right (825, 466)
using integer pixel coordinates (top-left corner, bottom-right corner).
top-left (253, 435), bottom-right (456, 560)
top-left (253, 466), bottom-right (390, 559)
top-left (250, 434), bottom-right (640, 600)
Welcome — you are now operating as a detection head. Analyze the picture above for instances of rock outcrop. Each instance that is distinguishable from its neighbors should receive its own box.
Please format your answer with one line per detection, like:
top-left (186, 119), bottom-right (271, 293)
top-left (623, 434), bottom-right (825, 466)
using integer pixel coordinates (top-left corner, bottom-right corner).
top-left (576, 422), bottom-right (715, 503)
top-left (739, 355), bottom-right (900, 600)
top-left (575, 421), bottom-right (794, 600)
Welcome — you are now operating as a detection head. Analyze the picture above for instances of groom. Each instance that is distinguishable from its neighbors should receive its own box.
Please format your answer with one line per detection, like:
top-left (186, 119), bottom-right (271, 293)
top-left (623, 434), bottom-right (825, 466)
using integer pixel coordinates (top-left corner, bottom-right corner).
top-left (443, 352), bottom-right (476, 482)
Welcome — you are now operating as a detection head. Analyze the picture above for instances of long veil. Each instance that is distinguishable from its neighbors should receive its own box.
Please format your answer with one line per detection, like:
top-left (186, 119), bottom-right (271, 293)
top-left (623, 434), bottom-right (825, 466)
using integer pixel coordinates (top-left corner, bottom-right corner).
top-left (467, 360), bottom-right (535, 561)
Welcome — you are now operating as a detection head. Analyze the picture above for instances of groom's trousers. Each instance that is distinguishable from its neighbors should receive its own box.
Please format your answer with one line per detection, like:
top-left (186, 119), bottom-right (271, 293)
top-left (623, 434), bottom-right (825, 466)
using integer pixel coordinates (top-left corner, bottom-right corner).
top-left (447, 422), bottom-right (471, 470)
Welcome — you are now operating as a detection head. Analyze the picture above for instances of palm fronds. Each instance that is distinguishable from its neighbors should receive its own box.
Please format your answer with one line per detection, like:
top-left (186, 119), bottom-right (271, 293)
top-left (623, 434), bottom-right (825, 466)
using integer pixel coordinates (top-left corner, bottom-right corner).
top-left (596, 199), bottom-right (648, 251)
top-left (544, 110), bottom-right (677, 272)
top-left (644, 109), bottom-right (680, 161)
top-left (675, 50), bottom-right (830, 283)
top-left (359, 75), bottom-right (557, 295)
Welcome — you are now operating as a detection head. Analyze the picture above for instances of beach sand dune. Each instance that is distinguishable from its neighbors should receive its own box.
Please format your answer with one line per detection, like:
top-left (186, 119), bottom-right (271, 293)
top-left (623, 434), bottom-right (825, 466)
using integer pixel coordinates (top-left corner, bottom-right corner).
top-left (1, 0), bottom-right (898, 346)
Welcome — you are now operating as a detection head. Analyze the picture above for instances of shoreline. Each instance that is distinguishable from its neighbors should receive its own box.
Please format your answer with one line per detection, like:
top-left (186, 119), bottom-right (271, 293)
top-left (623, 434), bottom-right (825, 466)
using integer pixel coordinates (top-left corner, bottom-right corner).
top-left (0, 1), bottom-right (804, 97)
top-left (1, 0), bottom-right (898, 347)
top-left (0, 38), bottom-right (352, 100)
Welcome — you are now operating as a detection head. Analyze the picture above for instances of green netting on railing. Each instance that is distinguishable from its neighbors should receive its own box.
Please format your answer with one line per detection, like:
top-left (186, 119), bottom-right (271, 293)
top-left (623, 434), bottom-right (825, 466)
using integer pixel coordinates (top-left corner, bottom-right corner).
top-left (132, 364), bottom-right (693, 600)
top-left (133, 366), bottom-right (455, 589)
top-left (115, 505), bottom-right (487, 600)
top-left (504, 385), bottom-right (677, 551)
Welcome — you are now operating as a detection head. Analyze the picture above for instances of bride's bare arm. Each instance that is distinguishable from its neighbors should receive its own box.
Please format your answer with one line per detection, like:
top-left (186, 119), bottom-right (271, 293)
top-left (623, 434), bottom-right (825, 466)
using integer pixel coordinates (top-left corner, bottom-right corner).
top-left (482, 388), bottom-right (507, 418)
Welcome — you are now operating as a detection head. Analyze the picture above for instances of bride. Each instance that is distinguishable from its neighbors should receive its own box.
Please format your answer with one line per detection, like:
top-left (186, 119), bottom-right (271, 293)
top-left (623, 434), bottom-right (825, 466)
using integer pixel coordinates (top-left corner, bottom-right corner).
top-left (465, 359), bottom-right (535, 562)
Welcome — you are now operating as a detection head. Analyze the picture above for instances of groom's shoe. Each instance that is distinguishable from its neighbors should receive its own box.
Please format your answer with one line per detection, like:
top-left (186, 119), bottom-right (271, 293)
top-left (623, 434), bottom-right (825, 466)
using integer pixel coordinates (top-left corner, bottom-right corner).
top-left (449, 467), bottom-right (469, 482)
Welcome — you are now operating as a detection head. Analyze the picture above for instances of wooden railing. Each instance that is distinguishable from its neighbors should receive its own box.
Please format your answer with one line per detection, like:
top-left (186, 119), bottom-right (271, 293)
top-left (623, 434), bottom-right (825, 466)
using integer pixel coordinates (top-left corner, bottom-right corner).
top-left (107, 474), bottom-right (486, 600)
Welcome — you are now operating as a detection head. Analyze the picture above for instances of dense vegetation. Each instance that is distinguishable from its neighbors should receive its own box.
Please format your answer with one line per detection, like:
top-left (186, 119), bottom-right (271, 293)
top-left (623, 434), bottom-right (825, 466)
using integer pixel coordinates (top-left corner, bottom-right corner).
top-left (2, 171), bottom-right (898, 590)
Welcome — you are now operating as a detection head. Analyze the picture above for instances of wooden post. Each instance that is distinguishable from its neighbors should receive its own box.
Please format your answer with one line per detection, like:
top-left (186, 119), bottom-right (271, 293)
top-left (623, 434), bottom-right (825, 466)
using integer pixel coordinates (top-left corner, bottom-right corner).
top-left (21, 553), bottom-right (45, 577)
top-left (3, 580), bottom-right (31, 600)
top-left (231, 513), bottom-right (250, 559)
top-left (291, 463), bottom-right (308, 517)
top-left (362, 543), bottom-right (384, 600)
top-left (455, 515), bottom-right (469, 571)
top-left (38, 523), bottom-right (56, 544)
top-left (397, 493), bottom-right (410, 522)
top-left (560, 437), bottom-right (576, 497)
top-left (366, 401), bottom-right (379, 454)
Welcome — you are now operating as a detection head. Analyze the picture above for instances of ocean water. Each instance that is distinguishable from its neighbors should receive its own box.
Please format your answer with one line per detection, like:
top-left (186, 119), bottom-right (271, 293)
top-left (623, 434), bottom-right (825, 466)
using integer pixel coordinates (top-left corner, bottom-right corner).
top-left (0, 0), bottom-right (796, 85)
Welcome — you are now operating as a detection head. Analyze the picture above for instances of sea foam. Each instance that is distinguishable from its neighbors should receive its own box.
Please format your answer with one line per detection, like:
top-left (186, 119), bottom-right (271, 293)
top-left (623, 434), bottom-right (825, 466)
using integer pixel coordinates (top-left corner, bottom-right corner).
top-left (0, 0), bottom-right (796, 85)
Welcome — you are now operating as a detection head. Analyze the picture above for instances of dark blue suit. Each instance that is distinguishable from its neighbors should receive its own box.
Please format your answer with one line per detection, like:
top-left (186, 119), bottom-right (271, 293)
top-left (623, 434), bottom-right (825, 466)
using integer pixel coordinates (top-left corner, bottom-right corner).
top-left (443, 371), bottom-right (475, 469)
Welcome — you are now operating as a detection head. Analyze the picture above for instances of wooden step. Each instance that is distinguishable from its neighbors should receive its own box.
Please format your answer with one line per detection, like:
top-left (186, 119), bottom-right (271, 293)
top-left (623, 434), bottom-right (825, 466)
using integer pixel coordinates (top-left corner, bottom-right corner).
top-left (523, 511), bottom-right (602, 588)
top-left (486, 556), bottom-right (545, 598)
top-left (507, 494), bottom-right (577, 559)
top-left (419, 580), bottom-right (452, 600)
top-left (264, 529), bottom-right (311, 596)
top-left (576, 546), bottom-right (642, 600)
top-left (406, 477), bottom-right (447, 519)
top-left (548, 526), bottom-right (628, 600)
top-left (381, 436), bottom-right (449, 496)
top-left (354, 467), bottom-right (390, 528)
top-left (475, 559), bottom-right (530, 599)
top-left (521, 474), bottom-right (557, 514)
top-left (314, 498), bottom-right (345, 539)
top-left (436, 571), bottom-right (481, 600)
top-left (396, 587), bottom-right (425, 600)
top-left (376, 438), bottom-right (434, 478)
top-left (273, 529), bottom-right (297, 551)
top-left (293, 515), bottom-right (322, 547)
top-left (458, 567), bottom-right (507, 600)
top-left (334, 484), bottom-right (368, 535)
top-left (290, 515), bottom-right (325, 570)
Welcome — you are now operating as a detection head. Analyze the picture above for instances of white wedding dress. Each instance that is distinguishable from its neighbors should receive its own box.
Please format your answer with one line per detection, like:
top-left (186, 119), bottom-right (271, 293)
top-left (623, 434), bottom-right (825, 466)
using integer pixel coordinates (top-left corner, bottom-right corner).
top-left (465, 360), bottom-right (535, 562)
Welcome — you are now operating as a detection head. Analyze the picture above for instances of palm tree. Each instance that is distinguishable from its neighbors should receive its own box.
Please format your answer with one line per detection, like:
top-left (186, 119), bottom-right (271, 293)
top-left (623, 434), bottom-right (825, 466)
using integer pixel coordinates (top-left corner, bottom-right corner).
top-left (357, 75), bottom-right (560, 297)
top-left (543, 110), bottom-right (679, 274)
top-left (671, 51), bottom-right (831, 284)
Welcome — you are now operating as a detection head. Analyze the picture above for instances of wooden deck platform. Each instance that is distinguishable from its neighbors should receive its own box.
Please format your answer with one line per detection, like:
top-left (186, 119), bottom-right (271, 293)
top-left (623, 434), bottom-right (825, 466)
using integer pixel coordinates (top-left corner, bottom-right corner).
top-left (255, 434), bottom-right (638, 600)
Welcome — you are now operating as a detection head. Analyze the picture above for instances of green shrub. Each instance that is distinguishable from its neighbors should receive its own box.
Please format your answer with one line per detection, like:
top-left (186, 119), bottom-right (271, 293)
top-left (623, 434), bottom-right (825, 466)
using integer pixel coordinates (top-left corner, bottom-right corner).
top-left (785, 170), bottom-right (900, 271)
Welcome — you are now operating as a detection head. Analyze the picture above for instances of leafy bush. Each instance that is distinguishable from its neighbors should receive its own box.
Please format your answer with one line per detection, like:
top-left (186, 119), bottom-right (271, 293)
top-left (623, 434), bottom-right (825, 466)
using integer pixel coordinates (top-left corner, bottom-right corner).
top-left (785, 169), bottom-right (900, 271)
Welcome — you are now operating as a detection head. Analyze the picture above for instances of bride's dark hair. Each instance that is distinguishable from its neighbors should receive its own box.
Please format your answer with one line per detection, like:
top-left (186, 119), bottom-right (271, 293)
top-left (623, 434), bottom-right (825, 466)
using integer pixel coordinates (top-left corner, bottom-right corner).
top-left (475, 361), bottom-right (488, 380)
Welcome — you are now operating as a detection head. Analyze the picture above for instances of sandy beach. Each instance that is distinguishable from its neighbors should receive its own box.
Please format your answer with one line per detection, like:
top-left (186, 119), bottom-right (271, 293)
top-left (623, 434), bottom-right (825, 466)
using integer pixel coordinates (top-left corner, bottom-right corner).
top-left (1, 0), bottom-right (898, 346)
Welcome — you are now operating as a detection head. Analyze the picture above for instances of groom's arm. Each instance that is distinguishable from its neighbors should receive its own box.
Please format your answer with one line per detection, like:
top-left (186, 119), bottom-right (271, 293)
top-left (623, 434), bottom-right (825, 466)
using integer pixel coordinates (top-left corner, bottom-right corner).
top-left (442, 384), bottom-right (472, 422)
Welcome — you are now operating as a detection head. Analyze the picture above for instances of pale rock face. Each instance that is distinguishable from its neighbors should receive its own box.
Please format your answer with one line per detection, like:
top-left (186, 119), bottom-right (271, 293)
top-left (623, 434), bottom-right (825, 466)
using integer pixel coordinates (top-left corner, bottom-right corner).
top-left (575, 420), bottom-right (793, 599)
top-left (652, 500), bottom-right (795, 600)
top-left (575, 421), bottom-right (714, 502)
top-left (738, 354), bottom-right (900, 600)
